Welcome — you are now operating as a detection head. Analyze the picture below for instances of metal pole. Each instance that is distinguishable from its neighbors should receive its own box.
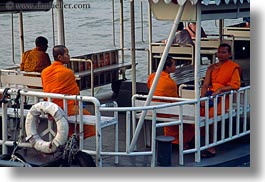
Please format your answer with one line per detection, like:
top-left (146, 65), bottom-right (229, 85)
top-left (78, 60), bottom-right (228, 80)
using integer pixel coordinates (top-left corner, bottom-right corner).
top-left (112, 0), bottom-right (116, 47)
top-left (51, 6), bottom-right (56, 47)
top-left (140, 0), bottom-right (144, 42)
top-left (56, 0), bottom-right (65, 45)
top-left (219, 19), bottom-right (224, 42)
top-left (194, 2), bottom-right (202, 163)
top-left (130, 3), bottom-right (186, 151)
top-left (130, 0), bottom-right (136, 95)
top-left (148, 1), bottom-right (153, 75)
top-left (120, 0), bottom-right (124, 63)
top-left (11, 13), bottom-right (15, 64)
top-left (19, 12), bottom-right (24, 56)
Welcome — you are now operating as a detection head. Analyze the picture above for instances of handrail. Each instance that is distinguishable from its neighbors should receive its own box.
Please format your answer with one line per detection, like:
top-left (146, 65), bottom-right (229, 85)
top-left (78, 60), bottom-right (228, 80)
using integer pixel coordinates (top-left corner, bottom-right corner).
top-left (0, 88), bottom-right (101, 155)
top-left (0, 86), bottom-right (250, 166)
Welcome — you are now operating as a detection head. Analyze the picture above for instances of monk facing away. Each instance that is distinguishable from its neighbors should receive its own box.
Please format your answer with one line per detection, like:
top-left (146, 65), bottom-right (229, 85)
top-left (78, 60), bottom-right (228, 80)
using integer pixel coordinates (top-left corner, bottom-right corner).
top-left (41, 45), bottom-right (95, 139)
top-left (147, 57), bottom-right (195, 149)
top-left (20, 36), bottom-right (51, 72)
top-left (185, 22), bottom-right (207, 39)
top-left (200, 43), bottom-right (241, 158)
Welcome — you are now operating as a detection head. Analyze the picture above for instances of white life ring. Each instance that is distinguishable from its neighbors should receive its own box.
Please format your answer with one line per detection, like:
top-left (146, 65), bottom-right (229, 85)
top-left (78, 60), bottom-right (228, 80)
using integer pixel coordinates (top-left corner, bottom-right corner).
top-left (25, 101), bottom-right (69, 154)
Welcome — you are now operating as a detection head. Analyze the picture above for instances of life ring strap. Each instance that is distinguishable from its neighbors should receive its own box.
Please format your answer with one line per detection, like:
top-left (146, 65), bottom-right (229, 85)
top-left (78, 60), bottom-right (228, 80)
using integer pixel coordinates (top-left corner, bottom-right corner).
top-left (25, 101), bottom-right (69, 154)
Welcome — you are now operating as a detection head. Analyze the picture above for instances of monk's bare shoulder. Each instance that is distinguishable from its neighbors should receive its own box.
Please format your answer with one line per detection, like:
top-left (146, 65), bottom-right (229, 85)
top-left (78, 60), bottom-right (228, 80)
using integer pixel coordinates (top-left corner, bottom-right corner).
top-left (207, 64), bottom-right (216, 72)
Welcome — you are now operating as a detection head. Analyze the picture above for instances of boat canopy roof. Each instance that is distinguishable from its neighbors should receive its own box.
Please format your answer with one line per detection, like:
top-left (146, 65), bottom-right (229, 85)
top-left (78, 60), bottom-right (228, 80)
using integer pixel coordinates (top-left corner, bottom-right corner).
top-left (0, 0), bottom-right (54, 13)
top-left (149, 0), bottom-right (250, 21)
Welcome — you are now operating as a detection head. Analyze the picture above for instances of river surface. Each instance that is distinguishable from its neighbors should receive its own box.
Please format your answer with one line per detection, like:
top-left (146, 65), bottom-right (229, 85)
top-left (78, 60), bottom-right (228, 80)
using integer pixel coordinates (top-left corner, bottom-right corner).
top-left (0, 0), bottom-right (242, 82)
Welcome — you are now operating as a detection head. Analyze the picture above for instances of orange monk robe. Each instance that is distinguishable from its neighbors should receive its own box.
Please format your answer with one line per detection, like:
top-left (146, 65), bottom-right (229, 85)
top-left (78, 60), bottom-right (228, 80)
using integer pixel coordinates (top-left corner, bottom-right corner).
top-left (147, 71), bottom-right (178, 98)
top-left (201, 60), bottom-right (241, 118)
top-left (147, 71), bottom-right (194, 145)
top-left (41, 61), bottom-right (95, 138)
top-left (20, 48), bottom-right (51, 72)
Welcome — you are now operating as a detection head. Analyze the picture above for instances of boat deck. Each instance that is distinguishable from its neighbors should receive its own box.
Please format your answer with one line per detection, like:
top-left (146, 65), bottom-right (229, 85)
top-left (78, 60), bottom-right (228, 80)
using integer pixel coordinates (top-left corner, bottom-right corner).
top-left (0, 58), bottom-right (250, 167)
top-left (8, 109), bottom-right (249, 167)
top-left (91, 105), bottom-right (250, 167)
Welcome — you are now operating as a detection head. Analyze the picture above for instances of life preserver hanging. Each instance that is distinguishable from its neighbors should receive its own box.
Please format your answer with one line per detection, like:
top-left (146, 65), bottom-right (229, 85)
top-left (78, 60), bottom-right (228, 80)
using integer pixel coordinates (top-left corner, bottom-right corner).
top-left (25, 101), bottom-right (69, 154)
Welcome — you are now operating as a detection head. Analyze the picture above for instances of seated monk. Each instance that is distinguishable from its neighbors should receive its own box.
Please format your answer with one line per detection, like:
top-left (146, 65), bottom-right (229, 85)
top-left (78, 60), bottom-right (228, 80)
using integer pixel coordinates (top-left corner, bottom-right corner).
top-left (20, 36), bottom-right (51, 90)
top-left (147, 57), bottom-right (194, 148)
top-left (20, 36), bottom-right (51, 73)
top-left (200, 43), bottom-right (241, 158)
top-left (41, 45), bottom-right (95, 139)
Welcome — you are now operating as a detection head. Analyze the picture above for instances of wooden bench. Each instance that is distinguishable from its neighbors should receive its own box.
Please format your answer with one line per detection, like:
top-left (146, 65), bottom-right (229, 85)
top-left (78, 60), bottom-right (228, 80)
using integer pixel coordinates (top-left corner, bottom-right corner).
top-left (198, 36), bottom-right (235, 64)
top-left (151, 43), bottom-right (194, 71)
top-left (151, 36), bottom-right (234, 71)
top-left (0, 69), bottom-right (43, 91)
top-left (0, 49), bottom-right (132, 97)
top-left (68, 49), bottom-right (132, 96)
top-left (223, 27), bottom-right (250, 41)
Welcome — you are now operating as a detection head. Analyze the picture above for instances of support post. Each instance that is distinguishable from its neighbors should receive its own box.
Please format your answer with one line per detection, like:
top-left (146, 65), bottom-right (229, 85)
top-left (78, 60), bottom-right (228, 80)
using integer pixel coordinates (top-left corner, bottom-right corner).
top-left (130, 3), bottom-right (186, 151)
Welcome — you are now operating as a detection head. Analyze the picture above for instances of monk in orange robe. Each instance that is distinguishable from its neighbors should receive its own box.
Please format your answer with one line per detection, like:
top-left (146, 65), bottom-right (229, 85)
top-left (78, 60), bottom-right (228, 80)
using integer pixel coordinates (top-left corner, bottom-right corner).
top-left (147, 57), bottom-right (194, 147)
top-left (200, 43), bottom-right (241, 157)
top-left (20, 36), bottom-right (51, 90)
top-left (41, 45), bottom-right (95, 139)
top-left (20, 36), bottom-right (51, 72)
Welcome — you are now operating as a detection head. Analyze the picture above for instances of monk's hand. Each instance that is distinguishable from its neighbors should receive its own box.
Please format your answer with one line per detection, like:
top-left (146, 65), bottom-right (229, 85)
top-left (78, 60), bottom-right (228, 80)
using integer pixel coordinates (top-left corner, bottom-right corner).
top-left (47, 114), bottom-right (54, 121)
top-left (212, 89), bottom-right (222, 96)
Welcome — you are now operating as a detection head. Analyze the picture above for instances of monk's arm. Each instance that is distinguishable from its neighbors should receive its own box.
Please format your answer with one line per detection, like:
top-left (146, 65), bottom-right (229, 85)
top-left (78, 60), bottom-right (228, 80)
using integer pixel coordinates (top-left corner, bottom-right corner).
top-left (227, 68), bottom-right (241, 89)
top-left (201, 67), bottom-right (212, 97)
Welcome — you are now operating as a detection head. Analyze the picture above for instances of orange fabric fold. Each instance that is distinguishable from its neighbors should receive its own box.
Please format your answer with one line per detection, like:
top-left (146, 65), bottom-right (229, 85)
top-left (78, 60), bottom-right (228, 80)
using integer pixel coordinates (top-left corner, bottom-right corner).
top-left (20, 48), bottom-right (51, 72)
top-left (201, 60), bottom-right (241, 118)
top-left (41, 61), bottom-right (95, 138)
top-left (210, 60), bottom-right (241, 93)
top-left (147, 71), bottom-right (194, 145)
top-left (147, 71), bottom-right (178, 98)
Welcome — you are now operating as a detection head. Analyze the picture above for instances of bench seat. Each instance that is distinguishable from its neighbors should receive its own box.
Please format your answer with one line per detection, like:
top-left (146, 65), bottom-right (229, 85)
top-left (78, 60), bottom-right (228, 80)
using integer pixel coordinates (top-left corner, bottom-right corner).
top-left (135, 109), bottom-right (237, 127)
top-left (0, 108), bottom-right (117, 128)
top-left (67, 115), bottom-right (117, 128)
top-left (74, 63), bottom-right (132, 77)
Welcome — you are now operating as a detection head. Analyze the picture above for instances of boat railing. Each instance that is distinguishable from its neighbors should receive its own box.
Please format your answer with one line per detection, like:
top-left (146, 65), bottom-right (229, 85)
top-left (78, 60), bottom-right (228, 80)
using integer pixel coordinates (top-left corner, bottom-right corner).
top-left (97, 86), bottom-right (250, 166)
top-left (68, 49), bottom-right (132, 96)
top-left (0, 86), bottom-right (250, 166)
top-left (0, 88), bottom-right (119, 167)
top-left (129, 85), bottom-right (250, 165)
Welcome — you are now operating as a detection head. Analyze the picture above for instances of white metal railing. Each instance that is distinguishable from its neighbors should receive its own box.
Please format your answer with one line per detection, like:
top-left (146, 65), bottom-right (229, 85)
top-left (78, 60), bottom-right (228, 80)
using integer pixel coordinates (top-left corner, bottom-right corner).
top-left (0, 88), bottom-right (118, 167)
top-left (130, 86), bottom-right (250, 165)
top-left (0, 86), bottom-right (250, 166)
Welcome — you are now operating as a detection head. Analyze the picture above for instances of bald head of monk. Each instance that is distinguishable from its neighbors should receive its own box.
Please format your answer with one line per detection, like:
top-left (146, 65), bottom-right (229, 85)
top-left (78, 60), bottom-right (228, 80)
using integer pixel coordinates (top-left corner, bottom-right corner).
top-left (53, 45), bottom-right (70, 64)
